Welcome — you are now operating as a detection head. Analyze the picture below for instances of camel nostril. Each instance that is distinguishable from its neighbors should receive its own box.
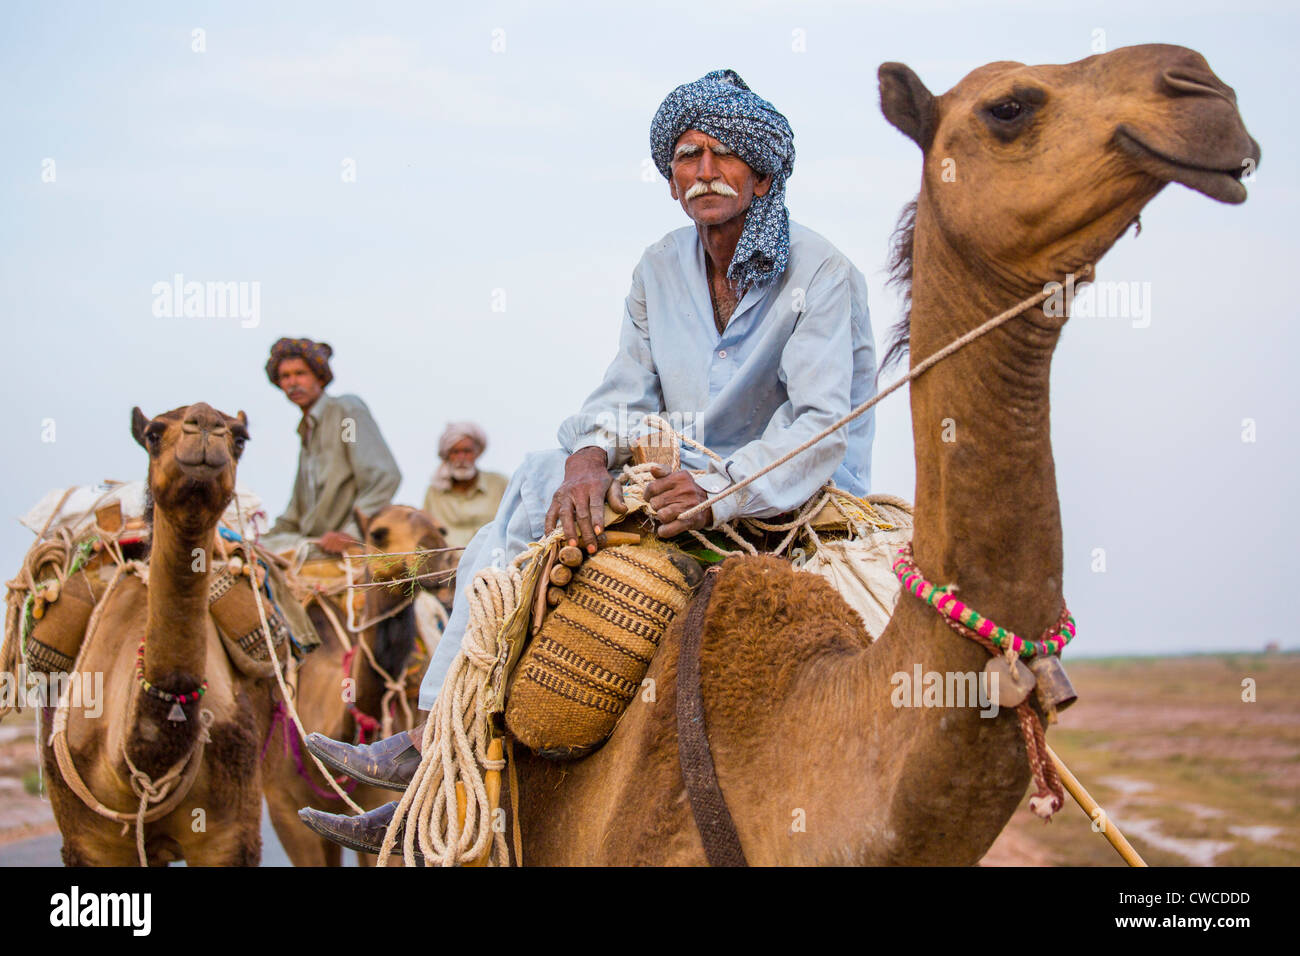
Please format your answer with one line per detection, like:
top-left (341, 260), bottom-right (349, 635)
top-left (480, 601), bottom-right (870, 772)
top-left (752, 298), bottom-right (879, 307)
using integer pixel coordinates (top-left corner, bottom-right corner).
top-left (1161, 69), bottom-right (1235, 104)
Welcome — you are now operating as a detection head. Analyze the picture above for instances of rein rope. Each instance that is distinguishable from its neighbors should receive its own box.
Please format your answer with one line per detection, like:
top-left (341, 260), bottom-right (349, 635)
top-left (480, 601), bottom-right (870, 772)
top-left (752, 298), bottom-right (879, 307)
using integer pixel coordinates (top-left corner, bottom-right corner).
top-left (677, 264), bottom-right (1095, 524)
top-left (621, 414), bottom-right (898, 559)
top-left (230, 484), bottom-right (367, 814)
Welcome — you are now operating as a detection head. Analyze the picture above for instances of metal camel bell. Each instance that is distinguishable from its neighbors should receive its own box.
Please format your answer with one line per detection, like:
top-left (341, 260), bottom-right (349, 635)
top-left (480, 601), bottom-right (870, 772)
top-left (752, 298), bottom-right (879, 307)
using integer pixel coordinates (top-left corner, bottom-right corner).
top-left (1027, 655), bottom-right (1077, 715)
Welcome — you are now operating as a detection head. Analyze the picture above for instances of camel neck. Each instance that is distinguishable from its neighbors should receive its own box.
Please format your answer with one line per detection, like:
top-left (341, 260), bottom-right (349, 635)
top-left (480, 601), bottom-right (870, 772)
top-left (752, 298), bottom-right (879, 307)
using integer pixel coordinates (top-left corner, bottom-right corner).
top-left (906, 194), bottom-right (1065, 636)
top-left (142, 510), bottom-right (212, 687)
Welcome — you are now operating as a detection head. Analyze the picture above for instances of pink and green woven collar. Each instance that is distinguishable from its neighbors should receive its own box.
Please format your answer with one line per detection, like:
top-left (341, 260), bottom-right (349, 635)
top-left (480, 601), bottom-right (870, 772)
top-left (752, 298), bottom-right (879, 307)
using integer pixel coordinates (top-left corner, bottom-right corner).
top-left (892, 545), bottom-right (1074, 658)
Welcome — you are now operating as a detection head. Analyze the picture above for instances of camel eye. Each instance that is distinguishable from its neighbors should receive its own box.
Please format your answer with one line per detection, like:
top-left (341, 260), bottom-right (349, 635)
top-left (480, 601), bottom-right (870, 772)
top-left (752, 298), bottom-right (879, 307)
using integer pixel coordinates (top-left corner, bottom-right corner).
top-left (989, 100), bottom-right (1023, 121)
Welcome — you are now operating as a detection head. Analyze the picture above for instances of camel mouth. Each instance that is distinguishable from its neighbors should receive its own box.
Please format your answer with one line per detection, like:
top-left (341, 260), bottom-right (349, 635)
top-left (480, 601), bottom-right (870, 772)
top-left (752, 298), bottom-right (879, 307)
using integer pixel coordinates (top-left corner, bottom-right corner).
top-left (175, 461), bottom-right (228, 483)
top-left (1115, 126), bottom-right (1255, 204)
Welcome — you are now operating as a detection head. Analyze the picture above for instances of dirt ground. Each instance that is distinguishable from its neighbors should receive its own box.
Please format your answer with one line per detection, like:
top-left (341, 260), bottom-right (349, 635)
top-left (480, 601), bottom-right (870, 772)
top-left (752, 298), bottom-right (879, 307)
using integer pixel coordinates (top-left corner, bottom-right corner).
top-left (0, 710), bottom-right (57, 848)
top-left (4, 653), bottom-right (1296, 865)
top-left (980, 652), bottom-right (1299, 866)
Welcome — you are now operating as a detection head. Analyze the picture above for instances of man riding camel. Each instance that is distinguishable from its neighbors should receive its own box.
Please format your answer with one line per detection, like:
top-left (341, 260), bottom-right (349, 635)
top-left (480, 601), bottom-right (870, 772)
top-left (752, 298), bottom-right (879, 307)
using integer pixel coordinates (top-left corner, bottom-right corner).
top-left (261, 337), bottom-right (402, 557)
top-left (299, 69), bottom-right (877, 852)
top-left (422, 421), bottom-right (508, 549)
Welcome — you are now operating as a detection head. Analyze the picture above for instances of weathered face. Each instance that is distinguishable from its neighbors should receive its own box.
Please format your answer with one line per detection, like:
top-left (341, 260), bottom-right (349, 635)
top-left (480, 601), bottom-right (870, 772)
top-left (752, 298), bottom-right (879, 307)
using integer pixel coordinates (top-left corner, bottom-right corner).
top-left (277, 357), bottom-right (324, 411)
top-left (669, 130), bottom-right (773, 229)
top-left (880, 44), bottom-right (1260, 283)
top-left (132, 403), bottom-right (249, 524)
top-left (445, 437), bottom-right (481, 471)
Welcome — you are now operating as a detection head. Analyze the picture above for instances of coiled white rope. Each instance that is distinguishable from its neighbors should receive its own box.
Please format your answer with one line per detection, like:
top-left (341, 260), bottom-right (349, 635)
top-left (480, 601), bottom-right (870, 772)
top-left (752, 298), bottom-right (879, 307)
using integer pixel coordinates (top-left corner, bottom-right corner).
top-left (376, 539), bottom-right (550, 867)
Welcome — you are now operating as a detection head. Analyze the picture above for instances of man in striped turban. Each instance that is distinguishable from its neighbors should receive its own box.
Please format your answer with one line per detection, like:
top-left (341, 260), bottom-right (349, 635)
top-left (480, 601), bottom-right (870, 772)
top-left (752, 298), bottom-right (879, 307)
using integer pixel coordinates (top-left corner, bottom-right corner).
top-left (298, 70), bottom-right (878, 853)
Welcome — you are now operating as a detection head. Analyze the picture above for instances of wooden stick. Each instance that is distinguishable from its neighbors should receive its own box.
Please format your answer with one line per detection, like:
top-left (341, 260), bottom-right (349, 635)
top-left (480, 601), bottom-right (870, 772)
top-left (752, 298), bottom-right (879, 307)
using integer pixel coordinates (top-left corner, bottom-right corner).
top-left (596, 531), bottom-right (641, 548)
top-left (548, 564), bottom-right (572, 586)
top-left (1046, 745), bottom-right (1147, 867)
top-left (531, 544), bottom-right (560, 637)
top-left (558, 546), bottom-right (583, 568)
top-left (469, 737), bottom-right (504, 867)
top-left (546, 587), bottom-right (565, 607)
top-left (631, 436), bottom-right (677, 470)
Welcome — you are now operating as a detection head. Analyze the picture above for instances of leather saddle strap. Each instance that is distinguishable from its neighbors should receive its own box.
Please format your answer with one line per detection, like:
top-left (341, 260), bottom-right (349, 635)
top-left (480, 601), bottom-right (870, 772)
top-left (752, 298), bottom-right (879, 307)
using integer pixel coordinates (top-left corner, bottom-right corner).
top-left (676, 568), bottom-right (748, 867)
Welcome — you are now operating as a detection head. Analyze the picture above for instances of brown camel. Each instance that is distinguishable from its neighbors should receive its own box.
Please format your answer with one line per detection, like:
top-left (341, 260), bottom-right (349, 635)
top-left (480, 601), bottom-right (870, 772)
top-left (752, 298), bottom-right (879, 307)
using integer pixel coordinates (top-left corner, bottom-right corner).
top-left (507, 45), bottom-right (1259, 864)
top-left (264, 505), bottom-right (454, 866)
top-left (42, 403), bottom-right (271, 866)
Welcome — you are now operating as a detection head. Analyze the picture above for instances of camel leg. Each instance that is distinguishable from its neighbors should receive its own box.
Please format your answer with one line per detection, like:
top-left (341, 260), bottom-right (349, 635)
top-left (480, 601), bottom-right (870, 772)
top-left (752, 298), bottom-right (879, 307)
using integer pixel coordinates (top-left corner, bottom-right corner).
top-left (265, 786), bottom-right (340, 867)
top-left (60, 829), bottom-right (147, 867)
top-left (183, 817), bottom-right (262, 867)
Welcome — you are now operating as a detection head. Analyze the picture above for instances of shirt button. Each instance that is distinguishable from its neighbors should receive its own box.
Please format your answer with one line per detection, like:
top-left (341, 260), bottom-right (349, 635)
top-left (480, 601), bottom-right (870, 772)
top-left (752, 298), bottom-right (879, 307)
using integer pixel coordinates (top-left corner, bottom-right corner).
top-left (717, 349), bottom-right (727, 358)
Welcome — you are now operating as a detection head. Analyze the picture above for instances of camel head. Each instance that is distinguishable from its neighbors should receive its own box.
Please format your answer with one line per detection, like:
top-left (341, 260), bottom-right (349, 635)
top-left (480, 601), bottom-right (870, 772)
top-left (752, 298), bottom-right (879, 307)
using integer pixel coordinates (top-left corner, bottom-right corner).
top-left (356, 504), bottom-right (456, 602)
top-left (879, 44), bottom-right (1260, 289)
top-left (131, 402), bottom-right (249, 532)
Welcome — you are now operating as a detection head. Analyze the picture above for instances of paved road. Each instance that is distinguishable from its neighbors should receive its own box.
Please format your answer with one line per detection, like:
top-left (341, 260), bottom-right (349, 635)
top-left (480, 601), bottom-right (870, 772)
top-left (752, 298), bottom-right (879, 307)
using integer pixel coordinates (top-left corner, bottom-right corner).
top-left (0, 805), bottom-right (354, 866)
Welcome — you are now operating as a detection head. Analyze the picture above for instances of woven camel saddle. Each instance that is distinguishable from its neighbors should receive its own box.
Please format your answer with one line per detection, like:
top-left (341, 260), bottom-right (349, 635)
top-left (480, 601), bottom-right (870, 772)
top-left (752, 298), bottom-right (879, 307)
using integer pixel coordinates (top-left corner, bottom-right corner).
top-left (4, 499), bottom-right (316, 696)
top-left (501, 435), bottom-right (915, 762)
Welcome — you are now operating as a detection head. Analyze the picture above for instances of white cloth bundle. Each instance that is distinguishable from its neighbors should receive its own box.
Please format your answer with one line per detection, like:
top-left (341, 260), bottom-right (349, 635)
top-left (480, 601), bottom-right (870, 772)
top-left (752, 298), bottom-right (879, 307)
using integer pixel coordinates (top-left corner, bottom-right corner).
top-left (20, 481), bottom-right (270, 540)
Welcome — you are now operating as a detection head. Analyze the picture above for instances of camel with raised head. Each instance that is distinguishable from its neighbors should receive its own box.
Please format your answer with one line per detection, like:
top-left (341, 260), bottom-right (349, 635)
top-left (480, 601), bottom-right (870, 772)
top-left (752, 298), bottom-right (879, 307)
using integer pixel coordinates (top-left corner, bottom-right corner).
top-left (264, 505), bottom-right (454, 866)
top-left (42, 403), bottom-right (270, 866)
top-left (508, 44), bottom-right (1259, 864)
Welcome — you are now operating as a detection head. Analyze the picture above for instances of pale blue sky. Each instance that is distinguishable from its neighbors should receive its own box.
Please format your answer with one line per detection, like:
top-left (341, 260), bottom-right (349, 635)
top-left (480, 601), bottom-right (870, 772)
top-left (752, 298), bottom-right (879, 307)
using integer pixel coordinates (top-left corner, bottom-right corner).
top-left (2, 0), bottom-right (1295, 655)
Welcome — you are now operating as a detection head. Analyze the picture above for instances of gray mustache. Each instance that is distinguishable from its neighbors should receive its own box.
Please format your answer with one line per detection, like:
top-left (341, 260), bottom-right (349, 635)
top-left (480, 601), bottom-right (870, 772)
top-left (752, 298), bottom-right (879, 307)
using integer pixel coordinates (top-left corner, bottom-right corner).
top-left (685, 180), bottom-right (739, 200)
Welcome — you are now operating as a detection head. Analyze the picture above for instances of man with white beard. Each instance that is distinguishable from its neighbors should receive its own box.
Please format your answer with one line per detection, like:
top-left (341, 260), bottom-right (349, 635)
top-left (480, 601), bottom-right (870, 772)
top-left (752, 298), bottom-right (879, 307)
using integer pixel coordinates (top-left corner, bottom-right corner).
top-left (422, 422), bottom-right (508, 549)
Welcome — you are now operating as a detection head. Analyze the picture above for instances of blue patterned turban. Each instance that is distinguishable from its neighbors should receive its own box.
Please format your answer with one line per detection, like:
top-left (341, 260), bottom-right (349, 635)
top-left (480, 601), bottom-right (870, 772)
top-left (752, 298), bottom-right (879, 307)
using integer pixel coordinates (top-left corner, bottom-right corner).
top-left (651, 69), bottom-right (795, 291)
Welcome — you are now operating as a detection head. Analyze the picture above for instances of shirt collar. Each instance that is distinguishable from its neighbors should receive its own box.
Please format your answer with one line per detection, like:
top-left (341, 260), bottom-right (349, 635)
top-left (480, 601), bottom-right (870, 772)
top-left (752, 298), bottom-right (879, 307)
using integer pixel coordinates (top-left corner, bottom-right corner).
top-left (297, 393), bottom-right (329, 445)
top-left (690, 232), bottom-right (761, 337)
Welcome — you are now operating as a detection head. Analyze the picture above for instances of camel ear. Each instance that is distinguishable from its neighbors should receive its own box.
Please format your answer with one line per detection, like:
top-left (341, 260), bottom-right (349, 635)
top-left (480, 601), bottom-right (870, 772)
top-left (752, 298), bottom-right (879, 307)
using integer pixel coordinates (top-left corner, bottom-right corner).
top-left (879, 62), bottom-right (937, 151)
top-left (131, 407), bottom-right (150, 449)
top-left (354, 507), bottom-right (371, 541)
top-left (236, 410), bottom-right (248, 427)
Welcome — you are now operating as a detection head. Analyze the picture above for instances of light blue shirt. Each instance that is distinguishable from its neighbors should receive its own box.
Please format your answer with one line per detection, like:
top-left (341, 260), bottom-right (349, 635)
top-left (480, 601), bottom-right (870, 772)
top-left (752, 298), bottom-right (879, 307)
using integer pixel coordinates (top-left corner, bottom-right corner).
top-left (556, 221), bottom-right (875, 525)
top-left (419, 221), bottom-right (876, 710)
